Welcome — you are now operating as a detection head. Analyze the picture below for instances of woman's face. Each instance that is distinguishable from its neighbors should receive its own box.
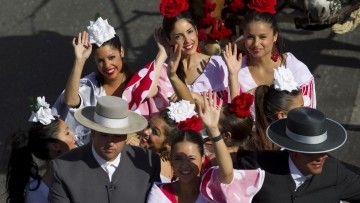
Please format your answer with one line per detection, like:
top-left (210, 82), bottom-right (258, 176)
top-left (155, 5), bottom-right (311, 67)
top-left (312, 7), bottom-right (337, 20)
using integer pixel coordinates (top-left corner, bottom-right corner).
top-left (56, 120), bottom-right (77, 151)
top-left (171, 141), bottom-right (204, 183)
top-left (169, 19), bottom-right (198, 56)
top-left (139, 115), bottom-right (169, 152)
top-left (244, 21), bottom-right (277, 59)
top-left (94, 45), bottom-right (125, 81)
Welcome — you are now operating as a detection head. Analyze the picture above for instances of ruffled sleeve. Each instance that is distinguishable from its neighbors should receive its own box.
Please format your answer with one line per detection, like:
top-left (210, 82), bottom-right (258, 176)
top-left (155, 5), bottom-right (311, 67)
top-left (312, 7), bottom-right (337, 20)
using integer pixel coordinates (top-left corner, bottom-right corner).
top-left (285, 53), bottom-right (316, 108)
top-left (299, 78), bottom-right (316, 108)
top-left (122, 61), bottom-right (174, 119)
top-left (53, 72), bottom-right (102, 145)
top-left (147, 183), bottom-right (174, 203)
top-left (200, 166), bottom-right (265, 203)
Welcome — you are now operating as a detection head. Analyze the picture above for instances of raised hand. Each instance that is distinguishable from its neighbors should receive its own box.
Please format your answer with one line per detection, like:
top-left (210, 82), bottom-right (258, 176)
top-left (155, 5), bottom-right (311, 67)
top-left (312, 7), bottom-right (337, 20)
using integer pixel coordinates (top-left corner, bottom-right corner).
top-left (223, 43), bottom-right (242, 76)
top-left (167, 42), bottom-right (183, 78)
top-left (154, 27), bottom-right (171, 59)
top-left (72, 31), bottom-right (92, 60)
top-left (198, 91), bottom-right (222, 135)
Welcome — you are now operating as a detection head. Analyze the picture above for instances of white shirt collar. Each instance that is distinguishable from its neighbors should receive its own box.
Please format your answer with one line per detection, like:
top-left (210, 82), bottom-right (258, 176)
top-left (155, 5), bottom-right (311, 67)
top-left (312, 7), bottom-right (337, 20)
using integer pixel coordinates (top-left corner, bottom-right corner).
top-left (91, 145), bottom-right (121, 170)
top-left (288, 156), bottom-right (312, 190)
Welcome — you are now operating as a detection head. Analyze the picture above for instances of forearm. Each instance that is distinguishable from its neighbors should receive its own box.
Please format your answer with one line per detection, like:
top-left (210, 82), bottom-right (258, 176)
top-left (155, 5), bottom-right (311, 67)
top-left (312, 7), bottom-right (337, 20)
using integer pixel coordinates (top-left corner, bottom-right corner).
top-left (147, 52), bottom-right (167, 98)
top-left (207, 127), bottom-right (233, 184)
top-left (228, 73), bottom-right (239, 100)
top-left (64, 59), bottom-right (86, 107)
top-left (169, 74), bottom-right (194, 103)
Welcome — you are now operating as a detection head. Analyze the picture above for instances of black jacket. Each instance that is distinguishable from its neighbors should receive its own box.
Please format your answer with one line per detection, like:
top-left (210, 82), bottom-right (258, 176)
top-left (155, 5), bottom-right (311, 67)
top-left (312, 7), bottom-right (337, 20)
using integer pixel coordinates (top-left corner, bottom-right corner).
top-left (237, 150), bottom-right (360, 203)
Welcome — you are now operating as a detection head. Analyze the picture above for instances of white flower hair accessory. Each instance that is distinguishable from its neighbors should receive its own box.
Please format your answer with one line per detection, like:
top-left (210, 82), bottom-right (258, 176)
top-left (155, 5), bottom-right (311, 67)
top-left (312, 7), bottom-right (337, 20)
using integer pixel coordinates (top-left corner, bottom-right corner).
top-left (167, 100), bottom-right (197, 123)
top-left (28, 96), bottom-right (56, 125)
top-left (274, 66), bottom-right (298, 92)
top-left (87, 17), bottom-right (116, 47)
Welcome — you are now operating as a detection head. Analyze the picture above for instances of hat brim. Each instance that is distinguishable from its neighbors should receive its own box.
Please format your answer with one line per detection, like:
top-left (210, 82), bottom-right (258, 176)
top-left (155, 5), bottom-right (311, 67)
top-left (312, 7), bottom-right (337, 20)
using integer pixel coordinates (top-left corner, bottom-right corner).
top-left (74, 106), bottom-right (148, 135)
top-left (267, 118), bottom-right (347, 153)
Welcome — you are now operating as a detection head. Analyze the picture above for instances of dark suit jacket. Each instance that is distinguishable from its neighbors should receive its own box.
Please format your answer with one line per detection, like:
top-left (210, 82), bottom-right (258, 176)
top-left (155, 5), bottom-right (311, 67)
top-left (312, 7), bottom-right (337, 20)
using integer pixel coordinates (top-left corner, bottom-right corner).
top-left (49, 144), bottom-right (160, 203)
top-left (237, 150), bottom-right (360, 203)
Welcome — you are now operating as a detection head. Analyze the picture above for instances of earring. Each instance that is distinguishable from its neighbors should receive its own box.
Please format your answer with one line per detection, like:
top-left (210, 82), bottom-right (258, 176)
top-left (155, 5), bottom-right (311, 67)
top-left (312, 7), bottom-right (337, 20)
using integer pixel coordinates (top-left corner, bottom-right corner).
top-left (271, 44), bottom-right (280, 62)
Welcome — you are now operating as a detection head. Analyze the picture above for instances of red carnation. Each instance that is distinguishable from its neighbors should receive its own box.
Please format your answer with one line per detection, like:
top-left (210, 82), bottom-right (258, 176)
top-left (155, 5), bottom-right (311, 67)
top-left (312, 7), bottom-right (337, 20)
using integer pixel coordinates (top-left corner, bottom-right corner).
top-left (199, 13), bottom-right (216, 28)
top-left (198, 28), bottom-right (208, 41)
top-left (248, 0), bottom-right (276, 14)
top-left (160, 0), bottom-right (189, 18)
top-left (208, 19), bottom-right (232, 40)
top-left (177, 115), bottom-right (203, 133)
top-left (203, 0), bottom-right (216, 14)
top-left (229, 0), bottom-right (245, 12)
top-left (229, 93), bottom-right (254, 118)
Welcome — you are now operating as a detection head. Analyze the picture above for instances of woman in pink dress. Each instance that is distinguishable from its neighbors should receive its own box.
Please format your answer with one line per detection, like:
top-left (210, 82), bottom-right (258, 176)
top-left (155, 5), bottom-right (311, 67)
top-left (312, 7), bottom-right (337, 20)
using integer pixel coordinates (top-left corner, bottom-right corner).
top-left (147, 92), bottom-right (265, 203)
top-left (224, 11), bottom-right (316, 110)
top-left (135, 0), bottom-right (232, 106)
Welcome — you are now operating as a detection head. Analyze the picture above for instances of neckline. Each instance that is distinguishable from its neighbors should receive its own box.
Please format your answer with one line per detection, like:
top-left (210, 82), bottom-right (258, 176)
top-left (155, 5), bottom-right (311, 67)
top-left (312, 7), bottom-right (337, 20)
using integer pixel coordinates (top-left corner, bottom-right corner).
top-left (185, 55), bottom-right (213, 86)
top-left (245, 53), bottom-right (288, 88)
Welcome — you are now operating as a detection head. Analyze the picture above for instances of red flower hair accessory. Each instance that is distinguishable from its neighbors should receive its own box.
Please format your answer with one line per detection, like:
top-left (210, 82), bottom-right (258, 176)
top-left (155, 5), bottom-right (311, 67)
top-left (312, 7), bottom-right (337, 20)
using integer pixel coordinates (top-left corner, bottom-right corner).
top-left (177, 115), bottom-right (203, 133)
top-left (203, 0), bottom-right (216, 14)
top-left (160, 0), bottom-right (189, 18)
top-left (229, 93), bottom-right (254, 118)
top-left (248, 0), bottom-right (276, 15)
top-left (229, 0), bottom-right (245, 12)
top-left (208, 19), bottom-right (232, 41)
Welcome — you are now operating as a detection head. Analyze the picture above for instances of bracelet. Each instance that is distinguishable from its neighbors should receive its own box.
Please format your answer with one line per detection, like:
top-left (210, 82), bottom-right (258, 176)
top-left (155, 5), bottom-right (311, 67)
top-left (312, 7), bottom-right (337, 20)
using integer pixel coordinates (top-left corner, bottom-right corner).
top-left (210, 135), bottom-right (223, 142)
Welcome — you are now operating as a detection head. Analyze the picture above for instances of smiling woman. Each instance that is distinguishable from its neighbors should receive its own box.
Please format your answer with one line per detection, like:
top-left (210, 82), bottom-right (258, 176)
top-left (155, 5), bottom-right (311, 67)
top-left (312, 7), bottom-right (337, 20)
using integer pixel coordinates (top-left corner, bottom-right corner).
top-left (54, 17), bottom-right (174, 144)
top-left (147, 92), bottom-right (265, 203)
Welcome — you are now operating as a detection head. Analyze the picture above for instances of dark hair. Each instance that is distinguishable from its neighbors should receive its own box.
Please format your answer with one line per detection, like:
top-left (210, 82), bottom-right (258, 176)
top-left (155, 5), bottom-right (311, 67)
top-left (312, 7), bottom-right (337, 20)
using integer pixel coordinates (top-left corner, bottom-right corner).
top-left (254, 85), bottom-right (301, 150)
top-left (219, 104), bottom-right (254, 150)
top-left (93, 34), bottom-right (122, 50)
top-left (93, 35), bottom-right (132, 84)
top-left (244, 11), bottom-right (283, 56)
top-left (153, 109), bottom-right (179, 160)
top-left (170, 130), bottom-right (204, 157)
top-left (6, 119), bottom-right (61, 203)
top-left (162, 11), bottom-right (197, 39)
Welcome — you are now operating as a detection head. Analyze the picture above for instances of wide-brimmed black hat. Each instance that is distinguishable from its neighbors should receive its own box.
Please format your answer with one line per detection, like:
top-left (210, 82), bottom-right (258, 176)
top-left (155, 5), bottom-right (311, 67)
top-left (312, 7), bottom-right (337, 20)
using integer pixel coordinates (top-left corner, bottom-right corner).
top-left (267, 107), bottom-right (347, 153)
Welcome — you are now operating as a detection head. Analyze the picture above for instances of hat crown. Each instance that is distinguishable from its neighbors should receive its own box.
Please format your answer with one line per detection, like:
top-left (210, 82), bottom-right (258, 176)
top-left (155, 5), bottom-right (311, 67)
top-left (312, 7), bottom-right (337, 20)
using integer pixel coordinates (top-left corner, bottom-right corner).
top-left (95, 96), bottom-right (128, 119)
top-left (286, 108), bottom-right (326, 136)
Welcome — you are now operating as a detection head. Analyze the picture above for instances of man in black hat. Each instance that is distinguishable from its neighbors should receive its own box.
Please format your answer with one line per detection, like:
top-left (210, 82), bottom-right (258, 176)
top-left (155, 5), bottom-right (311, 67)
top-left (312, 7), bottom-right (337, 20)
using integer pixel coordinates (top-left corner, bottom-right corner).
top-left (238, 107), bottom-right (360, 203)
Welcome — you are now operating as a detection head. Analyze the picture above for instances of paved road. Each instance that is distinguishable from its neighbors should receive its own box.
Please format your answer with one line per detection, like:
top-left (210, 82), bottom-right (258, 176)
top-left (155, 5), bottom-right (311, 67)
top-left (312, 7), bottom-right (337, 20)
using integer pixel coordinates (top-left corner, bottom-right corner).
top-left (0, 0), bottom-right (359, 201)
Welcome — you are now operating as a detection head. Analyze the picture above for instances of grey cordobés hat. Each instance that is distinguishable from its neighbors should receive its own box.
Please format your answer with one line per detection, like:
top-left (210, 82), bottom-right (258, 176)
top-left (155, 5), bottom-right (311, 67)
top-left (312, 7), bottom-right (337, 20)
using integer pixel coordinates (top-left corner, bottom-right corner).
top-left (75, 96), bottom-right (147, 135)
top-left (266, 107), bottom-right (347, 153)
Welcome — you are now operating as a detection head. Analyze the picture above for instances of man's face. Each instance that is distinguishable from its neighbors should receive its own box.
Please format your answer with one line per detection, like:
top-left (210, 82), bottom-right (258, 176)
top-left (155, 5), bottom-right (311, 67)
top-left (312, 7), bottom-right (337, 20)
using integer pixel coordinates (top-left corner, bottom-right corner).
top-left (290, 152), bottom-right (328, 175)
top-left (92, 131), bottom-right (127, 161)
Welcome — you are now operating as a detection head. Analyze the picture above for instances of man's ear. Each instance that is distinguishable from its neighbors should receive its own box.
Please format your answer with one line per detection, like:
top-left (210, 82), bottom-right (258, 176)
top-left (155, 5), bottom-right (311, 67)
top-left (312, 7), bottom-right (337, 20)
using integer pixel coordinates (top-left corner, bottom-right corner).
top-left (223, 132), bottom-right (232, 140)
top-left (275, 111), bottom-right (287, 119)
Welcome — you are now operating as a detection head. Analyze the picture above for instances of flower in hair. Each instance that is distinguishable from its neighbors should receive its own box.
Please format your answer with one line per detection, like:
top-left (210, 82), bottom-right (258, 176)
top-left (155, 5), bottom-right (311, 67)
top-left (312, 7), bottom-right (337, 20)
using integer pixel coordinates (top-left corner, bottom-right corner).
top-left (177, 115), bottom-right (203, 133)
top-left (28, 96), bottom-right (56, 125)
top-left (274, 66), bottom-right (298, 92)
top-left (248, 0), bottom-right (276, 15)
top-left (229, 0), bottom-right (245, 12)
top-left (208, 19), bottom-right (232, 41)
top-left (203, 0), bottom-right (216, 14)
top-left (229, 93), bottom-right (254, 118)
top-left (167, 100), bottom-right (196, 123)
top-left (87, 17), bottom-right (116, 47)
top-left (159, 0), bottom-right (189, 18)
